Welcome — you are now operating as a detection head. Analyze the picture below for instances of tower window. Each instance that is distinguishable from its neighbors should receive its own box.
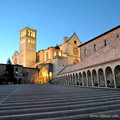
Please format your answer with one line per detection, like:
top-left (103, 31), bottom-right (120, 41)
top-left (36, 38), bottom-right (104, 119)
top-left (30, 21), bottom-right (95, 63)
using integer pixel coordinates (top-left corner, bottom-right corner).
top-left (104, 40), bottom-right (108, 46)
top-left (84, 48), bottom-right (87, 55)
top-left (94, 44), bottom-right (97, 51)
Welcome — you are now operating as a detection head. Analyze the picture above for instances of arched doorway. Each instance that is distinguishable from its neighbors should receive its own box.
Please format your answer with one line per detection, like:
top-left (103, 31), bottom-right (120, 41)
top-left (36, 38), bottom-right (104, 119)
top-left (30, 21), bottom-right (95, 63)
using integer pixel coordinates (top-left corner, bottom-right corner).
top-left (68, 75), bottom-right (70, 85)
top-left (83, 71), bottom-right (87, 86)
top-left (114, 65), bottom-right (120, 88)
top-left (76, 73), bottom-right (79, 85)
top-left (70, 74), bottom-right (72, 85)
top-left (79, 73), bottom-right (82, 86)
top-left (105, 67), bottom-right (114, 87)
top-left (92, 70), bottom-right (98, 86)
top-left (39, 67), bottom-right (49, 84)
top-left (73, 74), bottom-right (75, 85)
top-left (87, 70), bottom-right (92, 86)
top-left (98, 68), bottom-right (105, 87)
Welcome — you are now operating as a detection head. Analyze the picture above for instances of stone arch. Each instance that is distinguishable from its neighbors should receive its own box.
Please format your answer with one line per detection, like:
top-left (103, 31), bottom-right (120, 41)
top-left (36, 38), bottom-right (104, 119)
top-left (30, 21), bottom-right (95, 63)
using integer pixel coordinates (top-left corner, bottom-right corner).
top-left (65, 75), bottom-right (68, 85)
top-left (83, 71), bottom-right (87, 86)
top-left (92, 69), bottom-right (98, 86)
top-left (79, 72), bottom-right (82, 86)
top-left (114, 65), bottom-right (120, 88)
top-left (105, 67), bottom-right (114, 87)
top-left (76, 73), bottom-right (79, 85)
top-left (87, 70), bottom-right (92, 86)
top-left (68, 75), bottom-right (70, 85)
top-left (70, 74), bottom-right (72, 85)
top-left (98, 68), bottom-right (105, 87)
top-left (39, 67), bottom-right (49, 84)
top-left (73, 73), bottom-right (75, 85)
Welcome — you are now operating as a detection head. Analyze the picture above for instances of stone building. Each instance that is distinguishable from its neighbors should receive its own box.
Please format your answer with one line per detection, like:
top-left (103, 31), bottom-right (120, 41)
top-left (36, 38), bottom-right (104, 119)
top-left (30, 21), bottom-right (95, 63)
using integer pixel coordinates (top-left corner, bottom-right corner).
top-left (12, 27), bottom-right (81, 84)
top-left (53, 25), bottom-right (120, 88)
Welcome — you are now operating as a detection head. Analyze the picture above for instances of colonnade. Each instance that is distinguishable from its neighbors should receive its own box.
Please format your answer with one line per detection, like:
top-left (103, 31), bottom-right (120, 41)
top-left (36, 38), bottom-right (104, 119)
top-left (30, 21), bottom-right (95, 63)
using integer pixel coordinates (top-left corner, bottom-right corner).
top-left (53, 65), bottom-right (120, 88)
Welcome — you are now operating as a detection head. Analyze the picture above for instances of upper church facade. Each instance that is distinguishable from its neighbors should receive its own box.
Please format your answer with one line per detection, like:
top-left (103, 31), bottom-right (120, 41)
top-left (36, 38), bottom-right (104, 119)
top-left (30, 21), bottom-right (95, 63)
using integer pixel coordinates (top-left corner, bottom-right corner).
top-left (12, 27), bottom-right (82, 83)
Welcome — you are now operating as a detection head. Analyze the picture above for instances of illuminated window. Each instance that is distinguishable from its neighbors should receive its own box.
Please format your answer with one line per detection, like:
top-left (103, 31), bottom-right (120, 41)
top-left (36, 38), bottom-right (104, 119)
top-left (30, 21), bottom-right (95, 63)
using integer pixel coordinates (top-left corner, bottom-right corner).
top-left (15, 68), bottom-right (18, 76)
top-left (58, 52), bottom-right (61, 56)
top-left (28, 30), bottom-right (35, 38)
top-left (54, 52), bottom-right (56, 57)
top-left (28, 30), bottom-right (31, 36)
top-left (28, 39), bottom-right (30, 43)
top-left (21, 40), bottom-right (25, 44)
top-left (20, 30), bottom-right (26, 38)
top-left (33, 41), bottom-right (35, 44)
top-left (62, 54), bottom-right (67, 57)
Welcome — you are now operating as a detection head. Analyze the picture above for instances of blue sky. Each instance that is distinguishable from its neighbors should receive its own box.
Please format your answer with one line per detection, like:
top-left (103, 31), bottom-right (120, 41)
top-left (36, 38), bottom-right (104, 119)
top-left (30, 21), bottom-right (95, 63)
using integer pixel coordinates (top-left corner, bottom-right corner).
top-left (0, 0), bottom-right (120, 63)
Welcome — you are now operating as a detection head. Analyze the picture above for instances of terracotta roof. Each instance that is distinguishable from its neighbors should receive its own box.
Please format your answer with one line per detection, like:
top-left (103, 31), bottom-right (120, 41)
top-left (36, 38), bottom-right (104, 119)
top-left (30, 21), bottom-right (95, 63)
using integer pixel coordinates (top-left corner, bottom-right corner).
top-left (78, 25), bottom-right (120, 47)
top-left (61, 39), bottom-right (120, 74)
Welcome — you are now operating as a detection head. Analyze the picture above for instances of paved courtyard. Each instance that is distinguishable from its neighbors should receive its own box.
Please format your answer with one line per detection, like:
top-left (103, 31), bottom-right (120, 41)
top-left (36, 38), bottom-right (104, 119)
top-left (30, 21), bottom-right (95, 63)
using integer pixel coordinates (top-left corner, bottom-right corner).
top-left (0, 84), bottom-right (120, 120)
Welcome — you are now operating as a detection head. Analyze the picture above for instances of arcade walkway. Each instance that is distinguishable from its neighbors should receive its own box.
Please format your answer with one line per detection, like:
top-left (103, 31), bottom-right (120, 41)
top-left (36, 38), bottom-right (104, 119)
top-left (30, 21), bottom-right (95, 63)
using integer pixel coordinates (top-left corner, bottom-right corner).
top-left (0, 84), bottom-right (120, 120)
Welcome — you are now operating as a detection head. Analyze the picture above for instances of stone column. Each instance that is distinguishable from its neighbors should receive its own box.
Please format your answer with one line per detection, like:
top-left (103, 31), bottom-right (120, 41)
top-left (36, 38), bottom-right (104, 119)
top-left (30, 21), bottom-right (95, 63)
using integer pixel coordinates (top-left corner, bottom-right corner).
top-left (82, 74), bottom-right (84, 86)
top-left (96, 72), bottom-right (100, 87)
top-left (112, 69), bottom-right (117, 88)
top-left (103, 70), bottom-right (107, 88)
top-left (91, 74), bottom-right (94, 87)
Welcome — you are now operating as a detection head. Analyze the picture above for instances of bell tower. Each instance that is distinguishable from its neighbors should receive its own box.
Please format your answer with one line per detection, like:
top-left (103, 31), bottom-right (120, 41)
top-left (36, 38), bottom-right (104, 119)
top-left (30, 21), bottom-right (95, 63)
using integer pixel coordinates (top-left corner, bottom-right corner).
top-left (19, 27), bottom-right (37, 67)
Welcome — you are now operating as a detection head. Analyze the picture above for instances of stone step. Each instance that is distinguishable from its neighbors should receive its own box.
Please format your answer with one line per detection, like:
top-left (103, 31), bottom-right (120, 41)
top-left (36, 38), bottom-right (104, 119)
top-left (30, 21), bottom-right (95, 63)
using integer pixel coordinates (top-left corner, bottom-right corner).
top-left (0, 96), bottom-right (120, 111)
top-left (0, 99), bottom-right (120, 116)
top-left (0, 103), bottom-right (120, 120)
top-left (35, 109), bottom-right (120, 120)
top-left (1, 92), bottom-right (120, 105)
top-left (4, 92), bottom-right (120, 103)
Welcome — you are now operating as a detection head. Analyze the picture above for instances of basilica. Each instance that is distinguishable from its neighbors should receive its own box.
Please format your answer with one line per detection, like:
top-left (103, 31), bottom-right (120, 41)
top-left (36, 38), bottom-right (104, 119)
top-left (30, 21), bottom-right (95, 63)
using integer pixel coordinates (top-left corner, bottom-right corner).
top-left (53, 25), bottom-right (120, 89)
top-left (12, 27), bottom-right (81, 84)
top-left (4, 25), bottom-right (120, 89)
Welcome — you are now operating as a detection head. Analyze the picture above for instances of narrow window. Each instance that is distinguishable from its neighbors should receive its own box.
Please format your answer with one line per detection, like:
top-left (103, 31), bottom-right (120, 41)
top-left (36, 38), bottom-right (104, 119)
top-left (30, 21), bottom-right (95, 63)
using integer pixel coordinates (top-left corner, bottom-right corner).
top-left (117, 34), bottom-right (120, 38)
top-left (94, 44), bottom-right (97, 51)
top-left (104, 40), bottom-right (108, 46)
top-left (84, 48), bottom-right (87, 55)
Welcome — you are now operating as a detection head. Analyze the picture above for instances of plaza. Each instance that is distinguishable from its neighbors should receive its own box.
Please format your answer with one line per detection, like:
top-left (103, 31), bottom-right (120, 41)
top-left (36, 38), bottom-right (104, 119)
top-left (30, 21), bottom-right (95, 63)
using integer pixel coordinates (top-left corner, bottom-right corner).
top-left (0, 84), bottom-right (120, 120)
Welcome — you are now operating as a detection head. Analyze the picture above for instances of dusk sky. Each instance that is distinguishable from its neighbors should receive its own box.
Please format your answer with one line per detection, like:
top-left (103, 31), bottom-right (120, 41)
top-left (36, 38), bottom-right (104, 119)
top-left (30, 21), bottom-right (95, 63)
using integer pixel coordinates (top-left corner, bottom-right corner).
top-left (0, 0), bottom-right (120, 64)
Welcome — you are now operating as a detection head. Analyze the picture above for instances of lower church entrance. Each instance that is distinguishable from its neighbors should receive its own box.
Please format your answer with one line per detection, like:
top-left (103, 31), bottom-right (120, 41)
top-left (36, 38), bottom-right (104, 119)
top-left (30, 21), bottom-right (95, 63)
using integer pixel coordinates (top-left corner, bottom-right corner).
top-left (39, 67), bottom-right (49, 84)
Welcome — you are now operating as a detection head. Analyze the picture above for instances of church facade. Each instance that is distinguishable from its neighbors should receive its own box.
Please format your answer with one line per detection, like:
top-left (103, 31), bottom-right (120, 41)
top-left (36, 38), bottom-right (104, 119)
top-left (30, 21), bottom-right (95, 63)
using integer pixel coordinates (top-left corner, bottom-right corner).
top-left (12, 27), bottom-right (81, 84)
top-left (53, 25), bottom-right (120, 89)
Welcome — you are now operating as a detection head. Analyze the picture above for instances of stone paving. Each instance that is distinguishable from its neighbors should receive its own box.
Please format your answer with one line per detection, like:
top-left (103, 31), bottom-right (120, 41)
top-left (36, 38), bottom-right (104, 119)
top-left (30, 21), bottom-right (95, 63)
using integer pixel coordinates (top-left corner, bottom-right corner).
top-left (0, 84), bottom-right (120, 120)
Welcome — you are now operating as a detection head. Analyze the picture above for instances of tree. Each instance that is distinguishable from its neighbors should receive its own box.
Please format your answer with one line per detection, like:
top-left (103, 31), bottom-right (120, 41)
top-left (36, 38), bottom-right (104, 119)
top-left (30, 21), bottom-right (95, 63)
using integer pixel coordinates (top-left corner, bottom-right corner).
top-left (5, 58), bottom-right (14, 83)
